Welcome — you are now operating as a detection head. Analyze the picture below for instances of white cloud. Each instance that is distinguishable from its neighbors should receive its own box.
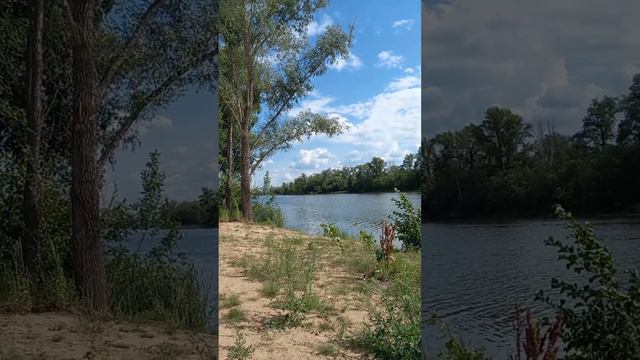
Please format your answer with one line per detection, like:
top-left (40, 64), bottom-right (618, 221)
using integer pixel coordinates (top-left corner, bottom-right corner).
top-left (377, 51), bottom-right (404, 69)
top-left (328, 52), bottom-right (363, 71)
top-left (392, 19), bottom-right (414, 31)
top-left (306, 14), bottom-right (333, 36)
top-left (386, 75), bottom-right (421, 91)
top-left (296, 78), bottom-right (421, 165)
top-left (291, 148), bottom-right (337, 170)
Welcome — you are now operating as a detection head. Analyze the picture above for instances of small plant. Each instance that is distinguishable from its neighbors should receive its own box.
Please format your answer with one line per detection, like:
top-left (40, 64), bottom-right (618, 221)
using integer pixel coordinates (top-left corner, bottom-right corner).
top-left (227, 331), bottom-right (255, 360)
top-left (316, 342), bottom-right (339, 357)
top-left (390, 190), bottom-right (421, 250)
top-left (220, 294), bottom-right (241, 309)
top-left (261, 280), bottom-right (279, 298)
top-left (378, 221), bottom-right (396, 263)
top-left (359, 229), bottom-right (376, 250)
top-left (510, 306), bottom-right (563, 360)
top-left (224, 308), bottom-right (246, 324)
top-left (427, 313), bottom-right (488, 360)
top-left (537, 206), bottom-right (640, 359)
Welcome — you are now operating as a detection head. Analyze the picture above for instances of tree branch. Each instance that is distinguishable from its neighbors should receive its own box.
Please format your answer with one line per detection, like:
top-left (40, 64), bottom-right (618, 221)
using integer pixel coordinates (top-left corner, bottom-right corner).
top-left (98, 0), bottom-right (168, 96)
top-left (251, 67), bottom-right (318, 149)
top-left (98, 43), bottom-right (218, 167)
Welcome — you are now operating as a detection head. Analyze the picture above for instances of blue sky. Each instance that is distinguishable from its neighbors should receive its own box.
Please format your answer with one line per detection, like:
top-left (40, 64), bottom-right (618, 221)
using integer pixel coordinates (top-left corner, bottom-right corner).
top-left (103, 0), bottom-right (420, 202)
top-left (255, 0), bottom-right (421, 187)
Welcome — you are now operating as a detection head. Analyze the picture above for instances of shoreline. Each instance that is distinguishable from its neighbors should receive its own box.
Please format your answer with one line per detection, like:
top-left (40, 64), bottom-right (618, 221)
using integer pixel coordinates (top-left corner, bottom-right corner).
top-left (218, 221), bottom-right (420, 359)
top-left (218, 222), bottom-right (372, 359)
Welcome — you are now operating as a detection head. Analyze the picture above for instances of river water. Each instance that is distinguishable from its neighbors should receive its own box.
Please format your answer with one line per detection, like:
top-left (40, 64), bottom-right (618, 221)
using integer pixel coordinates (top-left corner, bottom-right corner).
top-left (421, 218), bottom-right (640, 358)
top-left (273, 192), bottom-right (421, 239)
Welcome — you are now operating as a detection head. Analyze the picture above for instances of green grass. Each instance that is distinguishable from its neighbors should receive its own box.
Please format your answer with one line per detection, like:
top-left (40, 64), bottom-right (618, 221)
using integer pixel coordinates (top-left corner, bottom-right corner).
top-left (220, 294), bottom-right (242, 309)
top-left (224, 308), bottom-right (247, 325)
top-left (316, 342), bottom-right (339, 357)
top-left (261, 280), bottom-right (279, 298)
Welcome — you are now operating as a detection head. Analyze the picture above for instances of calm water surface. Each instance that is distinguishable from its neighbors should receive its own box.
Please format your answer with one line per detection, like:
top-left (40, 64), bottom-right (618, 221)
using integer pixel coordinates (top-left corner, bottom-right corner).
top-left (273, 192), bottom-right (421, 240)
top-left (422, 218), bottom-right (640, 358)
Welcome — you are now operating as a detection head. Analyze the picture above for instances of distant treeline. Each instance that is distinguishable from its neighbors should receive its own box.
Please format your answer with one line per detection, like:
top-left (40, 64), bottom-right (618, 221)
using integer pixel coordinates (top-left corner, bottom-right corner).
top-left (161, 187), bottom-right (218, 227)
top-left (273, 154), bottom-right (422, 195)
top-left (423, 74), bottom-right (640, 219)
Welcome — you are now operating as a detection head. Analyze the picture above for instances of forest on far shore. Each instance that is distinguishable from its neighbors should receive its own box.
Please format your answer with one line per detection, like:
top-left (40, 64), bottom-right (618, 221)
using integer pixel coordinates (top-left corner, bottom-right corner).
top-left (422, 74), bottom-right (640, 220)
top-left (272, 152), bottom-right (422, 195)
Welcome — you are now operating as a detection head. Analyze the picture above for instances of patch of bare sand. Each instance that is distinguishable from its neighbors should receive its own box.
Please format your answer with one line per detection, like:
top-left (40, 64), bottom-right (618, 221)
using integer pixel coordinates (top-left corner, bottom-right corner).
top-left (219, 222), bottom-right (373, 360)
top-left (0, 311), bottom-right (217, 359)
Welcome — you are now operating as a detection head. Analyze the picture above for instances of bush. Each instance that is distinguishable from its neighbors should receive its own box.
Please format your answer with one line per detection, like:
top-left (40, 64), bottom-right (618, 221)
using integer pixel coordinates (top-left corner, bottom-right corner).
top-left (103, 151), bottom-right (210, 330)
top-left (390, 191), bottom-right (421, 250)
top-left (320, 223), bottom-right (351, 240)
top-left (252, 201), bottom-right (285, 227)
top-left (351, 292), bottom-right (421, 360)
top-left (536, 206), bottom-right (640, 359)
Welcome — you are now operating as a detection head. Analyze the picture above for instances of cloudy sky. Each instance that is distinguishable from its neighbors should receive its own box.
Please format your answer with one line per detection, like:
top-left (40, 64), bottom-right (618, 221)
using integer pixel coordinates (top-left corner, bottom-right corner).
top-left (102, 88), bottom-right (218, 203)
top-left (423, 0), bottom-right (640, 137)
top-left (255, 1), bottom-right (421, 187)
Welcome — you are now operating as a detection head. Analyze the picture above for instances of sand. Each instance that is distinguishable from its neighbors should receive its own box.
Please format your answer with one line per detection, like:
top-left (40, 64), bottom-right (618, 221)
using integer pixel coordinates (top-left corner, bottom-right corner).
top-left (0, 311), bottom-right (217, 359)
top-left (218, 222), bottom-right (373, 360)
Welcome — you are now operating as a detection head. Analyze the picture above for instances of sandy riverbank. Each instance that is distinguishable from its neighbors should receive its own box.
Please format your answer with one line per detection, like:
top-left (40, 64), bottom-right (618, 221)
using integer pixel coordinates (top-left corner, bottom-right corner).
top-left (218, 222), bottom-right (375, 359)
top-left (0, 311), bottom-right (217, 359)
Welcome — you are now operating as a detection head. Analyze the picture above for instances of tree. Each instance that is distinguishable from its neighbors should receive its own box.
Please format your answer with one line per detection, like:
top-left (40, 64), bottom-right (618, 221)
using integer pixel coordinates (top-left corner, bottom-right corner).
top-left (64, 0), bottom-right (218, 311)
top-left (21, 0), bottom-right (44, 283)
top-left (480, 107), bottom-right (531, 170)
top-left (618, 74), bottom-right (640, 145)
top-left (219, 0), bottom-right (352, 222)
top-left (581, 96), bottom-right (618, 150)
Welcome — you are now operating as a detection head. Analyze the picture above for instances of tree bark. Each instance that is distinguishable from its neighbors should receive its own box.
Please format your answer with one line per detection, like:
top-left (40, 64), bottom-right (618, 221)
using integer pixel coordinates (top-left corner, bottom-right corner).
top-left (21, 0), bottom-right (44, 283)
top-left (240, 121), bottom-right (252, 222)
top-left (225, 119), bottom-right (234, 215)
top-left (68, 0), bottom-right (108, 312)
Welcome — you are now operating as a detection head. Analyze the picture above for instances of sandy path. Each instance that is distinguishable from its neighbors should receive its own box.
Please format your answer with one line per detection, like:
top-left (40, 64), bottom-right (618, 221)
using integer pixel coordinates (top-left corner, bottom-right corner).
top-left (0, 311), bottom-right (217, 359)
top-left (219, 222), bottom-right (373, 360)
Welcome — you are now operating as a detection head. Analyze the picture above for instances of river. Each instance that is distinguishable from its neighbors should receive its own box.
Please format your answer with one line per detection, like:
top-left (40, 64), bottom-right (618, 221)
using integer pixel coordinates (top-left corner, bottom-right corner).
top-left (421, 218), bottom-right (640, 358)
top-left (273, 192), bottom-right (421, 240)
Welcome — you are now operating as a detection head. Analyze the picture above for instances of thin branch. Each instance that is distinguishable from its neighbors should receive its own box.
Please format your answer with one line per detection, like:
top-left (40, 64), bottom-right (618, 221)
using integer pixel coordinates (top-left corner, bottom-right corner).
top-left (98, 0), bottom-right (168, 96)
top-left (98, 43), bottom-right (218, 167)
top-left (251, 67), bottom-right (318, 148)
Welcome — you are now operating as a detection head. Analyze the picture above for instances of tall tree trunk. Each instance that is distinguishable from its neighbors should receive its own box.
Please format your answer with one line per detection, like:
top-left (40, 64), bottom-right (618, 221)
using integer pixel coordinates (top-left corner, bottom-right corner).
top-left (225, 119), bottom-right (234, 215)
top-left (21, 0), bottom-right (44, 284)
top-left (240, 122), bottom-right (252, 222)
top-left (68, 0), bottom-right (108, 312)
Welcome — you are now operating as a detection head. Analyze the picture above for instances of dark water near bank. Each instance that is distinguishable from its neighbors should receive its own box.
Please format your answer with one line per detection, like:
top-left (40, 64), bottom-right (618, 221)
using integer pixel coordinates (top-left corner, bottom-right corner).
top-left (422, 218), bottom-right (640, 359)
top-left (273, 192), bottom-right (421, 241)
top-left (124, 228), bottom-right (218, 329)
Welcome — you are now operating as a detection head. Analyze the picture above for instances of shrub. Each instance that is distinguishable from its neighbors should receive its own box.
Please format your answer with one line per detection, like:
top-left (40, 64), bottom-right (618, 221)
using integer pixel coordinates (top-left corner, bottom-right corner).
top-left (228, 331), bottom-right (255, 360)
top-left (536, 206), bottom-right (640, 359)
top-left (351, 292), bottom-right (421, 360)
top-left (320, 223), bottom-right (351, 240)
top-left (103, 151), bottom-right (209, 330)
top-left (390, 191), bottom-right (421, 250)
top-left (252, 202), bottom-right (285, 227)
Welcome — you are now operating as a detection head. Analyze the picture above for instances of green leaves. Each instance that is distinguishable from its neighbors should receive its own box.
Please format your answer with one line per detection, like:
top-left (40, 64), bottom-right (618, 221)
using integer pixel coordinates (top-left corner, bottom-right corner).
top-left (538, 206), bottom-right (640, 359)
top-left (390, 191), bottom-right (422, 250)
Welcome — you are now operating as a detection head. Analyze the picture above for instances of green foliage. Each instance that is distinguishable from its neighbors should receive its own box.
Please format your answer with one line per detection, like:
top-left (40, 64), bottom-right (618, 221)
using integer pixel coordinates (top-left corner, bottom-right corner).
top-left (424, 78), bottom-right (640, 219)
top-left (350, 292), bottom-right (421, 360)
top-left (275, 154), bottom-right (421, 195)
top-left (227, 331), bottom-right (255, 360)
top-left (103, 151), bottom-right (209, 330)
top-left (390, 191), bottom-right (422, 250)
top-left (251, 201), bottom-right (285, 227)
top-left (350, 249), bottom-right (421, 360)
top-left (320, 223), bottom-right (351, 240)
top-left (439, 340), bottom-right (489, 360)
top-left (536, 206), bottom-right (640, 359)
